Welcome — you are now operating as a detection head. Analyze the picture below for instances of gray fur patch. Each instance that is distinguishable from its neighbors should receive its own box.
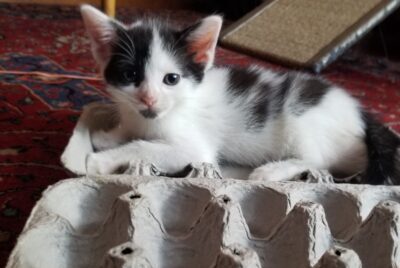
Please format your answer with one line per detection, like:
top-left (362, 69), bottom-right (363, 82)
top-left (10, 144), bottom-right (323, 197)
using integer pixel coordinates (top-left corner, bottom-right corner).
top-left (227, 67), bottom-right (260, 97)
top-left (226, 67), bottom-right (270, 130)
top-left (140, 109), bottom-right (158, 119)
top-left (291, 76), bottom-right (331, 115)
top-left (246, 82), bottom-right (272, 130)
top-left (226, 69), bottom-right (331, 131)
top-left (270, 72), bottom-right (296, 116)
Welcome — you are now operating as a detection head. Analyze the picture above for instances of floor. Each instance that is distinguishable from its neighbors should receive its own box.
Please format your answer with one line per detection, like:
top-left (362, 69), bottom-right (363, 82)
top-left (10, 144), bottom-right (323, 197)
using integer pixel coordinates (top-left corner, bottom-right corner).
top-left (0, 3), bottom-right (399, 266)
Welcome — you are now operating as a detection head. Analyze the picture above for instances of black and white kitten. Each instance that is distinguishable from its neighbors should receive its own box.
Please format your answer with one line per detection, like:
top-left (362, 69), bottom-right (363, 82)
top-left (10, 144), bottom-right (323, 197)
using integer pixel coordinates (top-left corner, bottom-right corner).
top-left (72, 5), bottom-right (399, 184)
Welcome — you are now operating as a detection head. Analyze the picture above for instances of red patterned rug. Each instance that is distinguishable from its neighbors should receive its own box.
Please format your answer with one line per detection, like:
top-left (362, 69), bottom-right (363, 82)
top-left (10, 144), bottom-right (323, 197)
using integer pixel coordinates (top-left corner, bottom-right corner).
top-left (0, 4), bottom-right (399, 266)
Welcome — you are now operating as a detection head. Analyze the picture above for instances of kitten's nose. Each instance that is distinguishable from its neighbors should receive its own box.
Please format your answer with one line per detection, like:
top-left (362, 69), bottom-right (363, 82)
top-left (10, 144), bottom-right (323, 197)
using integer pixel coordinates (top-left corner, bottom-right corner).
top-left (140, 95), bottom-right (156, 107)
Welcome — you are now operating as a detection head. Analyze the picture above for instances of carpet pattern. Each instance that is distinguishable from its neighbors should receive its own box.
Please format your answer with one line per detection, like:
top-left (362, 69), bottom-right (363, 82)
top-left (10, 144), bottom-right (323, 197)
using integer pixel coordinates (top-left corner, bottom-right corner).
top-left (0, 4), bottom-right (399, 266)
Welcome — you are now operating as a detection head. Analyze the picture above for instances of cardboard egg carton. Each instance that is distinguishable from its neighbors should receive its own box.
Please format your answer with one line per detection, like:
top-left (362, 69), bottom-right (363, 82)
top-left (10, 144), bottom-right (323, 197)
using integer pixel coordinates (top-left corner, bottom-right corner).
top-left (6, 162), bottom-right (400, 268)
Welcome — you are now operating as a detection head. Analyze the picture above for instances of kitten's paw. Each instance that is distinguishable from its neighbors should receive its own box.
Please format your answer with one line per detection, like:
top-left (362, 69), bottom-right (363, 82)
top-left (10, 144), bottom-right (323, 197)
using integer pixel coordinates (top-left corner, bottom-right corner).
top-left (86, 153), bottom-right (120, 175)
top-left (248, 160), bottom-right (310, 182)
top-left (61, 128), bottom-right (93, 175)
top-left (91, 130), bottom-right (124, 151)
top-left (61, 149), bottom-right (87, 175)
top-left (248, 165), bottom-right (290, 182)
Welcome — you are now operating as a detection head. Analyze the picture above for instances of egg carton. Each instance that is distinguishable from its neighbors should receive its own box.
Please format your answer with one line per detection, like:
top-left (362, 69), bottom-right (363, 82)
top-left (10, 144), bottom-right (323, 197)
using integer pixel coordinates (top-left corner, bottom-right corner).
top-left (6, 162), bottom-right (400, 268)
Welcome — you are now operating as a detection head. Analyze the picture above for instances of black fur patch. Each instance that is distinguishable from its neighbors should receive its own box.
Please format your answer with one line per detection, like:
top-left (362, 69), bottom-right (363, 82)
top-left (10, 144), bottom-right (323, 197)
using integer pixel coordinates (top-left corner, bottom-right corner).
top-left (292, 77), bottom-right (330, 115)
top-left (104, 24), bottom-right (153, 87)
top-left (227, 67), bottom-right (260, 96)
top-left (226, 70), bottom-right (332, 130)
top-left (362, 112), bottom-right (400, 184)
top-left (158, 25), bottom-right (205, 83)
top-left (226, 67), bottom-right (271, 129)
top-left (270, 72), bottom-right (295, 116)
top-left (139, 109), bottom-right (158, 119)
top-left (247, 82), bottom-right (272, 129)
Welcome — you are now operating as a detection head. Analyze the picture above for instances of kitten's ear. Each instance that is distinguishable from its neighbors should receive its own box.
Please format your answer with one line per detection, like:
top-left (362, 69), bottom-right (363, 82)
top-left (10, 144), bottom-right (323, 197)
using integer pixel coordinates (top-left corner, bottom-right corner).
top-left (80, 5), bottom-right (117, 67)
top-left (184, 15), bottom-right (223, 70)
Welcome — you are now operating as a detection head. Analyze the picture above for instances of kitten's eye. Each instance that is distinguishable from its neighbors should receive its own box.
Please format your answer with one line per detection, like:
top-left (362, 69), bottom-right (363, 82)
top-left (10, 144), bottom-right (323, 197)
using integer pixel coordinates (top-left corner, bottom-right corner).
top-left (123, 71), bottom-right (137, 83)
top-left (163, 73), bottom-right (180, 86)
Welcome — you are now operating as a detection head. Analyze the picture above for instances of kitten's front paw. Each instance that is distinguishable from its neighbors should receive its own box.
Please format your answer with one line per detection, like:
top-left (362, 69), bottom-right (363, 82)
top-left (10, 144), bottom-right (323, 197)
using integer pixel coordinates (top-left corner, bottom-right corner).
top-left (61, 149), bottom-right (87, 175)
top-left (249, 160), bottom-right (311, 182)
top-left (86, 153), bottom-right (119, 175)
top-left (91, 130), bottom-right (124, 151)
top-left (248, 166), bottom-right (277, 181)
top-left (248, 164), bottom-right (295, 182)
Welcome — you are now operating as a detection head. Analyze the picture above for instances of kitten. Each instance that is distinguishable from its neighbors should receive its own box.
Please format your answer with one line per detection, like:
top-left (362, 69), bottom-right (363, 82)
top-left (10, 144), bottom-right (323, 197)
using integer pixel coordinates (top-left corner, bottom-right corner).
top-left (76, 5), bottom-right (400, 184)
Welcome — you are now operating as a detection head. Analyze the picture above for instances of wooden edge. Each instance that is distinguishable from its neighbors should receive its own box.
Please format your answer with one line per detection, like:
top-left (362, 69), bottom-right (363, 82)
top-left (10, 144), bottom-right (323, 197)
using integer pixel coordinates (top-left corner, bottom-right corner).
top-left (102, 0), bottom-right (116, 17)
top-left (0, 0), bottom-right (99, 5)
top-left (308, 0), bottom-right (400, 72)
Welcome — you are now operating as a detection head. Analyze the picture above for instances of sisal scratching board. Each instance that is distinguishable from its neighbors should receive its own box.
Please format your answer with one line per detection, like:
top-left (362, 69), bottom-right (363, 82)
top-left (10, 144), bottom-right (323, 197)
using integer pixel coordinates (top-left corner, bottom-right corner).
top-left (220, 0), bottom-right (400, 72)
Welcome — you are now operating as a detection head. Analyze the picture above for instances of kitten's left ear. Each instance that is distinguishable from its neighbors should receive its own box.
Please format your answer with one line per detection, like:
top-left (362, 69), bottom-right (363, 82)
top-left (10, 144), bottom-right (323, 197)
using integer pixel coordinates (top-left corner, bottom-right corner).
top-left (80, 5), bottom-right (118, 67)
top-left (184, 15), bottom-right (223, 71)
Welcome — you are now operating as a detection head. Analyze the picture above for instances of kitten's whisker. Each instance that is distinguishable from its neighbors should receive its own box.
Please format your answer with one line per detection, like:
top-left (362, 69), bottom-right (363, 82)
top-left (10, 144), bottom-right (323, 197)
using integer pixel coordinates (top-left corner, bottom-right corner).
top-left (111, 32), bottom-right (135, 59)
top-left (172, 32), bottom-right (186, 49)
top-left (110, 90), bottom-right (138, 104)
top-left (110, 96), bottom-right (132, 106)
top-left (110, 52), bottom-right (134, 64)
top-left (118, 59), bottom-right (136, 66)
top-left (118, 29), bottom-right (136, 57)
top-left (110, 52), bottom-right (132, 58)
top-left (117, 37), bottom-right (135, 59)
top-left (120, 28), bottom-right (135, 51)
top-left (112, 40), bottom-right (135, 60)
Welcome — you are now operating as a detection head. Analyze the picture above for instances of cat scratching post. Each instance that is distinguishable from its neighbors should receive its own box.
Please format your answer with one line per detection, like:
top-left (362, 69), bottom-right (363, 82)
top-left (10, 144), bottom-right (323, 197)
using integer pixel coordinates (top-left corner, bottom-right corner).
top-left (220, 0), bottom-right (400, 72)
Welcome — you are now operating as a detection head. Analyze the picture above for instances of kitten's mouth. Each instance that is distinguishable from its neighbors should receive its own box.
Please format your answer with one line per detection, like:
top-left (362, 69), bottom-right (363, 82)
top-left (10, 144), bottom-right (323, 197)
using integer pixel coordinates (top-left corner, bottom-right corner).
top-left (139, 109), bottom-right (158, 119)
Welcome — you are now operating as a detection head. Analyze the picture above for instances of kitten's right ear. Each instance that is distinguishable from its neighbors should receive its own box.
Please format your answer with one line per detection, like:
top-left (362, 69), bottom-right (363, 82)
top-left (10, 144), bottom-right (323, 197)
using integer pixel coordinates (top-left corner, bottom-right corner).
top-left (80, 5), bottom-right (116, 66)
top-left (182, 15), bottom-right (223, 71)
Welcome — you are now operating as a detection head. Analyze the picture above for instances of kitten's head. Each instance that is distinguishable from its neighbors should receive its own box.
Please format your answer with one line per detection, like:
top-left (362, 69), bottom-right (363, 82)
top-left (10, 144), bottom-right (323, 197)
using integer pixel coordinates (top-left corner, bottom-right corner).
top-left (80, 5), bottom-right (222, 119)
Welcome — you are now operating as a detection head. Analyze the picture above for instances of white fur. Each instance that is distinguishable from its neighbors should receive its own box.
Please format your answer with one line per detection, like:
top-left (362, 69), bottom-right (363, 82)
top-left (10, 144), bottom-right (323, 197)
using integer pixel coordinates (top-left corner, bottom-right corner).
top-left (61, 123), bottom-right (93, 175)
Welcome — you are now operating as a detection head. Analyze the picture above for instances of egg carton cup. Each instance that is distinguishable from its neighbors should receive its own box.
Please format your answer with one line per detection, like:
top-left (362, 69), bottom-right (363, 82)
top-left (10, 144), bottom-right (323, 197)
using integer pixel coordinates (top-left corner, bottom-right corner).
top-left (6, 161), bottom-right (400, 268)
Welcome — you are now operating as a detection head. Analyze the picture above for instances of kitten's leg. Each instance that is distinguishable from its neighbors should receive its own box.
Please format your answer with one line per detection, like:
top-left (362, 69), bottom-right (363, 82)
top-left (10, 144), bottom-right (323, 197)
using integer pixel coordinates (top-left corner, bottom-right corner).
top-left (248, 159), bottom-right (313, 182)
top-left (91, 127), bottom-right (127, 151)
top-left (86, 140), bottom-right (214, 175)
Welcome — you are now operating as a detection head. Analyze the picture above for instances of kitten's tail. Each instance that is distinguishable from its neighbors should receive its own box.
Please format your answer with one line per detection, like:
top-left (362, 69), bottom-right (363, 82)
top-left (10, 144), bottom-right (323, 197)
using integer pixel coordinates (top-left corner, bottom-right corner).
top-left (362, 112), bottom-right (400, 185)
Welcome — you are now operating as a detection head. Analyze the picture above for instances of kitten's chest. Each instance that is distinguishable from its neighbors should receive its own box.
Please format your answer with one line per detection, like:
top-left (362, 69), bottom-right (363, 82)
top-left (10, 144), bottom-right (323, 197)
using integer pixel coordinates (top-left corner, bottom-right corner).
top-left (126, 122), bottom-right (165, 140)
top-left (117, 116), bottom-right (163, 142)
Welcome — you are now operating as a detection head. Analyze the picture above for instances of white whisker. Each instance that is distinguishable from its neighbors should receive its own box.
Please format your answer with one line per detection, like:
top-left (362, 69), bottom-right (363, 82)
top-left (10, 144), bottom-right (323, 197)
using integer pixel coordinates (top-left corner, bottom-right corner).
top-left (112, 39), bottom-right (135, 60)
top-left (110, 52), bottom-right (134, 64)
top-left (118, 29), bottom-right (136, 58)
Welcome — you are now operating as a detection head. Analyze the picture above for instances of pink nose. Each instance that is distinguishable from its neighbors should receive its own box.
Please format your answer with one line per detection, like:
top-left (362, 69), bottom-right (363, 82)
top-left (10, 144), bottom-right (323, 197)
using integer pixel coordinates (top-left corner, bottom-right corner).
top-left (140, 95), bottom-right (156, 107)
